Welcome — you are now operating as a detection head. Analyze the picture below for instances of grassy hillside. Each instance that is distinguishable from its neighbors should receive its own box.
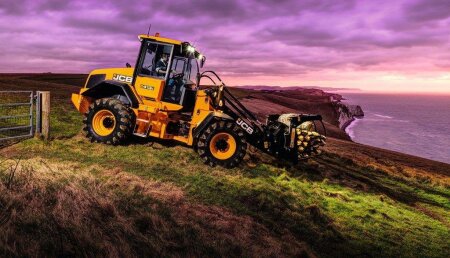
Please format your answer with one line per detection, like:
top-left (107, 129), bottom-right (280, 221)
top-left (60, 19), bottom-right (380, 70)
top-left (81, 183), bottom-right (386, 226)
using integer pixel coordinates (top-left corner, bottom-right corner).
top-left (0, 74), bottom-right (449, 257)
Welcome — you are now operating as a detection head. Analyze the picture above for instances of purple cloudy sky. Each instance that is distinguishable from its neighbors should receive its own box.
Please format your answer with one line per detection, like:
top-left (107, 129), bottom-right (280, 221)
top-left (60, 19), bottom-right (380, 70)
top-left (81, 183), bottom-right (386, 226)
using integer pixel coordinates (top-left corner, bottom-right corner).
top-left (1, 0), bottom-right (449, 92)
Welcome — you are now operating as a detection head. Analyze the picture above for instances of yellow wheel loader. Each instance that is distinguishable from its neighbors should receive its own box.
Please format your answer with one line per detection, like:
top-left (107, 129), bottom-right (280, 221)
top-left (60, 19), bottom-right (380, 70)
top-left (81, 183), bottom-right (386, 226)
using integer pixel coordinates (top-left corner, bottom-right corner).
top-left (72, 33), bottom-right (326, 168)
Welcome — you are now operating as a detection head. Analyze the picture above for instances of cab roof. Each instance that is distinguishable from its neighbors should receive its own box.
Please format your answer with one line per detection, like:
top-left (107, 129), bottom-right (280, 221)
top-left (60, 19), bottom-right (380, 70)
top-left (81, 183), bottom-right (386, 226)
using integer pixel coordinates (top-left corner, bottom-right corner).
top-left (138, 33), bottom-right (183, 45)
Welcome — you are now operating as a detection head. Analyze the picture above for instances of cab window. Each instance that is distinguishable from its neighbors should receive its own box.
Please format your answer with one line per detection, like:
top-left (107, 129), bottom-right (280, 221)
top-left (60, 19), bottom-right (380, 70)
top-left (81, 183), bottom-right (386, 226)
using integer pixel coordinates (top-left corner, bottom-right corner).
top-left (167, 57), bottom-right (198, 83)
top-left (139, 41), bottom-right (172, 79)
top-left (189, 58), bottom-right (199, 83)
top-left (171, 57), bottom-right (187, 77)
top-left (170, 56), bottom-right (196, 82)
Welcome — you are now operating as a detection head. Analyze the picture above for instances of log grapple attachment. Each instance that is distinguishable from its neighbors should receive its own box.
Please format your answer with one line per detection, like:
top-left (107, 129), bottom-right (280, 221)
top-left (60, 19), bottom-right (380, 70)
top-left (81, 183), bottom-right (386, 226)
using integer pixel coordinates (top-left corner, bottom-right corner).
top-left (263, 113), bottom-right (326, 163)
top-left (265, 113), bottom-right (326, 162)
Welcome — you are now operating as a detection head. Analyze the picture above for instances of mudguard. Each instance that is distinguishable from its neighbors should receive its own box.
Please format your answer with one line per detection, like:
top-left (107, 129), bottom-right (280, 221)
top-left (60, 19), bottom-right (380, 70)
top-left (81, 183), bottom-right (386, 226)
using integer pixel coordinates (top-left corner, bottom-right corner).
top-left (193, 112), bottom-right (234, 140)
top-left (81, 80), bottom-right (140, 108)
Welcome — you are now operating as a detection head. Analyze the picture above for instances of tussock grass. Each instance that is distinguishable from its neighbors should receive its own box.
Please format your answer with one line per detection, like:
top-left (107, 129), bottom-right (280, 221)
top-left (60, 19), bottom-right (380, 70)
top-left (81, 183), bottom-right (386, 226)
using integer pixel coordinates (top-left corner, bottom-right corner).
top-left (0, 158), bottom-right (309, 257)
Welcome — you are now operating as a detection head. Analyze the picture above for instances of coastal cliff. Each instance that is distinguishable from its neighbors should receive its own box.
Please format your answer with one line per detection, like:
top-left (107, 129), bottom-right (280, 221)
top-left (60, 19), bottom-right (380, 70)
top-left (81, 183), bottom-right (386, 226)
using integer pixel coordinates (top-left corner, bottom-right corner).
top-left (317, 90), bottom-right (365, 130)
top-left (333, 101), bottom-right (365, 130)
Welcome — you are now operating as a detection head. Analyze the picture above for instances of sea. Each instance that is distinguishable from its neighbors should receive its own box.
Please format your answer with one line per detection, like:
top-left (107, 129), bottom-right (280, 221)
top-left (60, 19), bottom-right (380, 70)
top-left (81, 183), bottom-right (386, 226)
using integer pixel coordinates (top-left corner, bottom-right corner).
top-left (341, 93), bottom-right (450, 164)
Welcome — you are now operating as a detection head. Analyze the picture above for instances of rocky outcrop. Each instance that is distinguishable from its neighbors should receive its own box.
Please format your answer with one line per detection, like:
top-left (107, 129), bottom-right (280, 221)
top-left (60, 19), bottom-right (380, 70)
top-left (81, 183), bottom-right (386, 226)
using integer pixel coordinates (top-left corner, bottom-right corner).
top-left (334, 102), bottom-right (364, 130)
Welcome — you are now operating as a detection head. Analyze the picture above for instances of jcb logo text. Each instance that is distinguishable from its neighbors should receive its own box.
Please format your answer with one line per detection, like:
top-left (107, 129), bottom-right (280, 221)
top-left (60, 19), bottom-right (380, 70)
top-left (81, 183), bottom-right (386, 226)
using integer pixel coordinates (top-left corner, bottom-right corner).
top-left (236, 118), bottom-right (254, 134)
top-left (112, 74), bottom-right (132, 84)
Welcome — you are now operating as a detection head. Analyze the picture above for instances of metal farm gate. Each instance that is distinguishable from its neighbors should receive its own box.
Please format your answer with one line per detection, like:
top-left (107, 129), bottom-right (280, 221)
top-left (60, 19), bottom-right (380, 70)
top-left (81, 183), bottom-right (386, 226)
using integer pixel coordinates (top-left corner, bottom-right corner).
top-left (0, 91), bottom-right (34, 142)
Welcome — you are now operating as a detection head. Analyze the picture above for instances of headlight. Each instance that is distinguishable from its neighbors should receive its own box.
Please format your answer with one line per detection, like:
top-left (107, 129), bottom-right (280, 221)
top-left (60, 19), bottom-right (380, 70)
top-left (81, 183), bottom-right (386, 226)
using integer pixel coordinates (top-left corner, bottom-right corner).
top-left (186, 45), bottom-right (195, 53)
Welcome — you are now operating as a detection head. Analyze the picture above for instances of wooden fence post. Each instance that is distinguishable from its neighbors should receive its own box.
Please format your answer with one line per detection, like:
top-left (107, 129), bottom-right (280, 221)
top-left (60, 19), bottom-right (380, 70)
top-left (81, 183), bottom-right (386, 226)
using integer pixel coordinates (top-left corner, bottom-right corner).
top-left (40, 91), bottom-right (50, 140)
top-left (35, 92), bottom-right (41, 136)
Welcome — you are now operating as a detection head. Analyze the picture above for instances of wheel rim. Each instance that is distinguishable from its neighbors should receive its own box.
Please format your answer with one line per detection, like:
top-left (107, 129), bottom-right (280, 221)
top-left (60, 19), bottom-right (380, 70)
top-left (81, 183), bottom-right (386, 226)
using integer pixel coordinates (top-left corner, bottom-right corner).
top-left (209, 132), bottom-right (237, 160)
top-left (92, 110), bottom-right (116, 136)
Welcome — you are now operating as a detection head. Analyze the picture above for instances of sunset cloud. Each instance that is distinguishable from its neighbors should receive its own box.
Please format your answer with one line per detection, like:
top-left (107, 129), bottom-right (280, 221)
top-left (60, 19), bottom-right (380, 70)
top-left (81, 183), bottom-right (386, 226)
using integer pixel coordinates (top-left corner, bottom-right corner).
top-left (1, 0), bottom-right (449, 92)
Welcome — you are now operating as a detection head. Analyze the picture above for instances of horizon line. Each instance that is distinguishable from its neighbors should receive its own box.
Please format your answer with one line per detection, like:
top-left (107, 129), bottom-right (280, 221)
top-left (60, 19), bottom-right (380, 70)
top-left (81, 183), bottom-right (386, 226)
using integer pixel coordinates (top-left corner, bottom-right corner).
top-left (1, 72), bottom-right (449, 95)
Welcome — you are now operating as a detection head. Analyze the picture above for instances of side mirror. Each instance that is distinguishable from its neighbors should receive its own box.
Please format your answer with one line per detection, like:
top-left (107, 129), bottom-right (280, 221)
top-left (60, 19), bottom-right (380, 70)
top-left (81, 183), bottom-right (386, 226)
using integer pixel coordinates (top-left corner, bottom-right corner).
top-left (126, 62), bottom-right (131, 68)
top-left (200, 56), bottom-right (206, 68)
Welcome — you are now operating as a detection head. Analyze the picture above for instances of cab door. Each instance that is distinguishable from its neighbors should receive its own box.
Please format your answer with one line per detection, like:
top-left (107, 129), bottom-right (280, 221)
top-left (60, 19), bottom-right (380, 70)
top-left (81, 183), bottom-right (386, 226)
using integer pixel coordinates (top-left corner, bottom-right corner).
top-left (133, 41), bottom-right (174, 102)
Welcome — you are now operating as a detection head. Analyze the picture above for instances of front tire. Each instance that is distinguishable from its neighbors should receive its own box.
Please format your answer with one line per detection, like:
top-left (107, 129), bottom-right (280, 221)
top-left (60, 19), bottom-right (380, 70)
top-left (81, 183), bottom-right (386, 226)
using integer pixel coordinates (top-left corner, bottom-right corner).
top-left (196, 121), bottom-right (247, 168)
top-left (83, 98), bottom-right (134, 145)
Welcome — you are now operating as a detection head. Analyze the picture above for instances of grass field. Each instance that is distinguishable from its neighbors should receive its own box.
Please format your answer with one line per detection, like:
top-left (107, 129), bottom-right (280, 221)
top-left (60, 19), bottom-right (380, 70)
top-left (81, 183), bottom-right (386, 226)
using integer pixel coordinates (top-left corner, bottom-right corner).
top-left (0, 74), bottom-right (449, 257)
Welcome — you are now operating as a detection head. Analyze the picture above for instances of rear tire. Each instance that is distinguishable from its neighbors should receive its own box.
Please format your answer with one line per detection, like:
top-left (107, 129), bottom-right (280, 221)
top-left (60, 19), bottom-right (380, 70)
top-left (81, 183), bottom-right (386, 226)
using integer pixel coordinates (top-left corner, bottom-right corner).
top-left (196, 120), bottom-right (247, 168)
top-left (83, 98), bottom-right (134, 145)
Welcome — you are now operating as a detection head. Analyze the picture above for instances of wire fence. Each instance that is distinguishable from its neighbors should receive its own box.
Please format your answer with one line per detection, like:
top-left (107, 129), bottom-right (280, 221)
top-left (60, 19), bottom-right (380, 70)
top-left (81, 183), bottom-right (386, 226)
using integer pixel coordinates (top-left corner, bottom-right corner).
top-left (0, 91), bottom-right (34, 142)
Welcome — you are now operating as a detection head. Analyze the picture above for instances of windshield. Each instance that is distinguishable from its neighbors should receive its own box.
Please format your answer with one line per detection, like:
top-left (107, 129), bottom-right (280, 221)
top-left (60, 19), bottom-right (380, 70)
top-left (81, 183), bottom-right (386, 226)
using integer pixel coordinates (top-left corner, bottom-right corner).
top-left (171, 57), bottom-right (187, 76)
top-left (169, 56), bottom-right (199, 83)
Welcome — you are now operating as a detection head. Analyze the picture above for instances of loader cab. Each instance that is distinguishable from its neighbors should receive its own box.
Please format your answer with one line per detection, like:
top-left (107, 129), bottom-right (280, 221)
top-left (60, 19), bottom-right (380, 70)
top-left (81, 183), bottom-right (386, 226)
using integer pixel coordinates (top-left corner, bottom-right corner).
top-left (133, 35), bottom-right (203, 112)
